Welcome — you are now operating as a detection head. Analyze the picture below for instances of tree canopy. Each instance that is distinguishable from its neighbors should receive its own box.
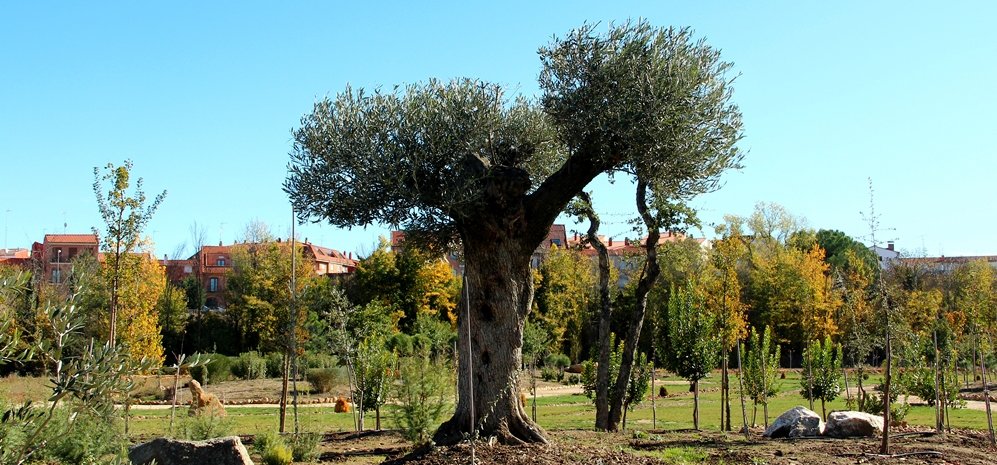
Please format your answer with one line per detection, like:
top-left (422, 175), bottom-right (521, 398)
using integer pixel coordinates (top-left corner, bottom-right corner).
top-left (285, 21), bottom-right (744, 445)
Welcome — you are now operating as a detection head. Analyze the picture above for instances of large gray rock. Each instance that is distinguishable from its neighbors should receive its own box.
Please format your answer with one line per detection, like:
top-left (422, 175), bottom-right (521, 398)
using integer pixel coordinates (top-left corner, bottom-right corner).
top-left (824, 410), bottom-right (884, 438)
top-left (129, 436), bottom-right (254, 465)
top-left (763, 406), bottom-right (824, 438)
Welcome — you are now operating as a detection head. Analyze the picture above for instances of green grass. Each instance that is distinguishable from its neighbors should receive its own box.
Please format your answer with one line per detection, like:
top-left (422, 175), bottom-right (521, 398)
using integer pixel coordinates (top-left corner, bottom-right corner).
top-left (127, 405), bottom-right (362, 438)
top-left (6, 370), bottom-right (992, 440)
top-left (528, 370), bottom-right (992, 432)
top-left (630, 446), bottom-right (707, 464)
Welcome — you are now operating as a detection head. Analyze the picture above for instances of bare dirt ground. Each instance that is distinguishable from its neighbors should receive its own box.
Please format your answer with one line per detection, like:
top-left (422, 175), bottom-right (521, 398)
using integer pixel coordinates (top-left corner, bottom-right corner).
top-left (315, 428), bottom-right (996, 465)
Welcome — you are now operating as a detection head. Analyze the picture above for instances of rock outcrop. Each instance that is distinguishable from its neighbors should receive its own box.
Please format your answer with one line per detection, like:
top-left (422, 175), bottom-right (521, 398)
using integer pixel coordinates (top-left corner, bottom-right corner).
top-left (823, 411), bottom-right (884, 438)
top-left (764, 406), bottom-right (824, 438)
top-left (188, 379), bottom-right (225, 417)
top-left (129, 436), bottom-right (253, 465)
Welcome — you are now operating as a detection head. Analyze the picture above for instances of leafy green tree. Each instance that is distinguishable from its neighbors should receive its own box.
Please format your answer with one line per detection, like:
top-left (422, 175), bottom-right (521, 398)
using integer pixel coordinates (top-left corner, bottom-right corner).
top-left (392, 352), bottom-right (453, 444)
top-left (740, 326), bottom-right (781, 427)
top-left (660, 283), bottom-right (720, 430)
top-left (800, 337), bottom-right (842, 419)
top-left (158, 282), bottom-right (188, 355)
top-left (351, 239), bottom-right (459, 331)
top-left (353, 337), bottom-right (396, 431)
top-left (815, 229), bottom-right (878, 276)
top-left (286, 22), bottom-right (742, 444)
top-left (92, 160), bottom-right (166, 347)
top-left (623, 352), bottom-right (653, 430)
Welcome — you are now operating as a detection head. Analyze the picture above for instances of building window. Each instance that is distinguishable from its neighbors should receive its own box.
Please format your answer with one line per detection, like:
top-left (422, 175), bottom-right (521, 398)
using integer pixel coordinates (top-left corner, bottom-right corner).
top-left (183, 265), bottom-right (193, 273)
top-left (51, 268), bottom-right (61, 283)
top-left (209, 277), bottom-right (219, 292)
top-left (216, 257), bottom-right (226, 266)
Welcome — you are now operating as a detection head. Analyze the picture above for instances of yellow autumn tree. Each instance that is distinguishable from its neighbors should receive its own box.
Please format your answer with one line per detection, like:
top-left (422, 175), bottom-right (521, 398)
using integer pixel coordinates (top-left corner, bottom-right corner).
top-left (703, 234), bottom-right (749, 431)
top-left (113, 253), bottom-right (166, 365)
top-left (750, 241), bottom-right (839, 347)
top-left (415, 258), bottom-right (461, 325)
top-left (227, 240), bottom-right (318, 352)
top-left (534, 245), bottom-right (596, 360)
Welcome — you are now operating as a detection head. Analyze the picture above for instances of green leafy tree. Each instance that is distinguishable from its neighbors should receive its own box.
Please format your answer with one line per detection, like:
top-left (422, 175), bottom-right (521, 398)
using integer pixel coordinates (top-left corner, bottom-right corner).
top-left (353, 337), bottom-right (396, 431)
top-left (158, 282), bottom-right (188, 357)
top-left (392, 352), bottom-right (453, 444)
top-left (660, 283), bottom-right (720, 430)
top-left (92, 160), bottom-right (166, 347)
top-left (351, 239), bottom-right (459, 331)
top-left (286, 22), bottom-right (742, 444)
top-left (800, 337), bottom-right (842, 419)
top-left (740, 326), bottom-right (781, 427)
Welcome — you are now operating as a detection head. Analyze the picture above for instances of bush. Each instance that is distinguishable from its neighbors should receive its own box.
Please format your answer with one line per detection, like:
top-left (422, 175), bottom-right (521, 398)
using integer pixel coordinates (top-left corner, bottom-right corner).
top-left (301, 352), bottom-right (338, 370)
top-left (545, 353), bottom-right (571, 370)
top-left (393, 355), bottom-right (453, 444)
top-left (306, 368), bottom-right (341, 394)
top-left (180, 411), bottom-right (231, 440)
top-left (205, 354), bottom-right (235, 383)
top-left (256, 431), bottom-right (292, 465)
top-left (232, 351), bottom-right (268, 380)
top-left (540, 367), bottom-right (560, 382)
top-left (290, 432), bottom-right (321, 462)
top-left (190, 364), bottom-right (209, 385)
top-left (266, 352), bottom-right (285, 378)
top-left (34, 408), bottom-right (126, 465)
top-left (262, 445), bottom-right (292, 465)
top-left (566, 374), bottom-right (581, 385)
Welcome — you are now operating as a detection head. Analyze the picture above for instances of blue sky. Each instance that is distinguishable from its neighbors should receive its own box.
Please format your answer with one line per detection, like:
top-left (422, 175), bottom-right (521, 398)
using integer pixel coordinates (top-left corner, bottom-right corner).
top-left (2, 1), bottom-right (994, 258)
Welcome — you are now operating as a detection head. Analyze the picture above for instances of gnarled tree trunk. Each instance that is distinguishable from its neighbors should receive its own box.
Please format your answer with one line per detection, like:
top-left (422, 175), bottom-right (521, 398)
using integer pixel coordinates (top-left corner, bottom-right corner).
top-left (433, 232), bottom-right (547, 445)
top-left (606, 180), bottom-right (660, 431)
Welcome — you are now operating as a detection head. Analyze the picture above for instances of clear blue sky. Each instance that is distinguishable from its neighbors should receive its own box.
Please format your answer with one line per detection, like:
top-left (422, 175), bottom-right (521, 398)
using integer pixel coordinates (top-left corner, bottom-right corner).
top-left (2, 1), bottom-right (994, 258)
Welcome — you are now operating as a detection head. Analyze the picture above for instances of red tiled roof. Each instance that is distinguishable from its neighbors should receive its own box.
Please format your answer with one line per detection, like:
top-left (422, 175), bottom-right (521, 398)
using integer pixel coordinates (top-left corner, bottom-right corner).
top-left (44, 234), bottom-right (98, 244)
top-left (902, 255), bottom-right (997, 265)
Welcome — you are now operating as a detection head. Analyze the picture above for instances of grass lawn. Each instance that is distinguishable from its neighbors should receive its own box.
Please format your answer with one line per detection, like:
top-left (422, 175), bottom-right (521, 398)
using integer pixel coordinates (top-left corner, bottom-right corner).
top-left (122, 370), bottom-right (991, 440)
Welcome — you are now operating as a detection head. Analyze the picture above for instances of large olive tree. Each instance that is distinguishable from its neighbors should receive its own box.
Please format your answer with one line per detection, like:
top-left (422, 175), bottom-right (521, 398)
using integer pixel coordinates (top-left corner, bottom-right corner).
top-left (285, 22), bottom-right (742, 445)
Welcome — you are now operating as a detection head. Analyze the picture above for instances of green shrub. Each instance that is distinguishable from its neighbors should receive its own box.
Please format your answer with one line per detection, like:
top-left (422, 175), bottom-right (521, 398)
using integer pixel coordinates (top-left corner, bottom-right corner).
top-left (205, 354), bottom-right (234, 382)
top-left (261, 444), bottom-right (292, 465)
top-left (545, 353), bottom-right (571, 369)
top-left (301, 352), bottom-right (338, 370)
top-left (540, 367), bottom-right (561, 382)
top-left (232, 351), bottom-right (268, 380)
top-left (34, 408), bottom-right (126, 465)
top-left (180, 411), bottom-right (232, 440)
top-left (306, 368), bottom-right (341, 394)
top-left (253, 431), bottom-right (281, 456)
top-left (190, 365), bottom-right (209, 385)
top-left (256, 431), bottom-right (292, 465)
top-left (266, 352), bottom-right (285, 378)
top-left (290, 432), bottom-right (321, 462)
top-left (392, 355), bottom-right (453, 444)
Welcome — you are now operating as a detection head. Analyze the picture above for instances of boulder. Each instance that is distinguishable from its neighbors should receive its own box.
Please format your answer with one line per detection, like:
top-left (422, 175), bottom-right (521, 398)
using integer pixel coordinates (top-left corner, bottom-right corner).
top-left (334, 396), bottom-right (352, 413)
top-left (764, 406), bottom-right (824, 438)
top-left (824, 411), bottom-right (884, 438)
top-left (565, 363), bottom-right (586, 374)
top-left (188, 379), bottom-right (225, 417)
top-left (129, 436), bottom-right (253, 465)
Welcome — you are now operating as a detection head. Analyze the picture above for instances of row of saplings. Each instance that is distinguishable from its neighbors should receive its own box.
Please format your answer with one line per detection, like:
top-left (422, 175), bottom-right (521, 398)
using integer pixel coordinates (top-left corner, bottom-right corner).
top-left (538, 324), bottom-right (967, 438)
